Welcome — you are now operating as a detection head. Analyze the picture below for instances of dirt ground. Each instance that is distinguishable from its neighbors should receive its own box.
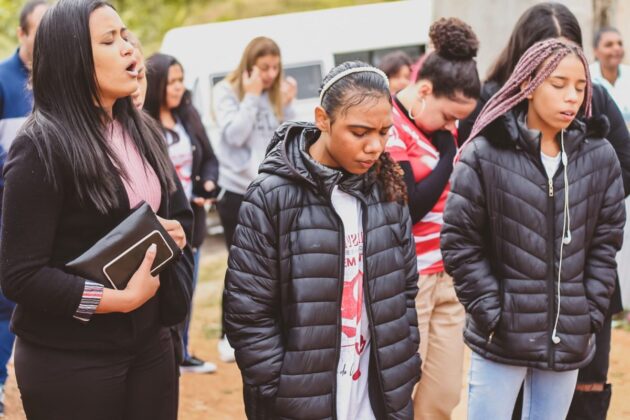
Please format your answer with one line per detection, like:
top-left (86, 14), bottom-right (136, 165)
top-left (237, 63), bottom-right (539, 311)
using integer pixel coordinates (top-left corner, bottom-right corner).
top-left (4, 240), bottom-right (630, 419)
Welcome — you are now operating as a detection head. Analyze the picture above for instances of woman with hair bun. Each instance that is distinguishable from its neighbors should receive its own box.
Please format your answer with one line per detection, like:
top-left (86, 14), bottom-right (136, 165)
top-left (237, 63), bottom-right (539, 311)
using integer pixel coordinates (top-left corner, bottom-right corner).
top-left (224, 61), bottom-right (420, 419)
top-left (385, 17), bottom-right (480, 419)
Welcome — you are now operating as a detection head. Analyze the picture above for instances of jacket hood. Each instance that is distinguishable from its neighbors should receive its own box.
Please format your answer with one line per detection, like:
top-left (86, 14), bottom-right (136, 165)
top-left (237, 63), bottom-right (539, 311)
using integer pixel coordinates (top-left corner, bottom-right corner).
top-left (259, 122), bottom-right (377, 199)
top-left (478, 81), bottom-right (610, 155)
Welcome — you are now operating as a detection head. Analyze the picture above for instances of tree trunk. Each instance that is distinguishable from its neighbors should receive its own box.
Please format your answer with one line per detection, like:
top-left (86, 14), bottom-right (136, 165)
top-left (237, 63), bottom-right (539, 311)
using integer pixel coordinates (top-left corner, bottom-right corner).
top-left (593, 0), bottom-right (616, 29)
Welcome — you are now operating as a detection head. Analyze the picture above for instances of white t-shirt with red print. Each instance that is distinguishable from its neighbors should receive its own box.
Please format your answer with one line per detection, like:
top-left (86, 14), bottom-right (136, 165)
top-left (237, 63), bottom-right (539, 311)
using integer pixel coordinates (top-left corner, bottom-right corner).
top-left (165, 121), bottom-right (194, 201)
top-left (331, 185), bottom-right (376, 420)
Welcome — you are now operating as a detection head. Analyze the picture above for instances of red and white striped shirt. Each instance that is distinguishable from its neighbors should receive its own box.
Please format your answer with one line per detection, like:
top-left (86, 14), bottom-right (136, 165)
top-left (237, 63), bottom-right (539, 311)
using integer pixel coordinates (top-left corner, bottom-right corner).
top-left (386, 101), bottom-right (451, 275)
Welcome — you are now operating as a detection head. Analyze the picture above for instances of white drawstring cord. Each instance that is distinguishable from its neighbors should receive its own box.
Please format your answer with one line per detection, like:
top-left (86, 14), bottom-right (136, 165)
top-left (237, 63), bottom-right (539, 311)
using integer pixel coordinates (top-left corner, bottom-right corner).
top-left (552, 129), bottom-right (571, 345)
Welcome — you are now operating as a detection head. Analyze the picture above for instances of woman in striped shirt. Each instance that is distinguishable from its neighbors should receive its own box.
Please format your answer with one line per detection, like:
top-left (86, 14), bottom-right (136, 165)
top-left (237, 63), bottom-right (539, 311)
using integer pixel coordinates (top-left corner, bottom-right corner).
top-left (384, 17), bottom-right (481, 419)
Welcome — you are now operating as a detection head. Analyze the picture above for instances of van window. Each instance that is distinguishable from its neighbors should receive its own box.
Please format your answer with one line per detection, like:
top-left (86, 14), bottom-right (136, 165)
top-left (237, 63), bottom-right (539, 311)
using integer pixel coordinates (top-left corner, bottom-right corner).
top-left (210, 73), bottom-right (228, 87)
top-left (334, 44), bottom-right (425, 67)
top-left (284, 63), bottom-right (323, 100)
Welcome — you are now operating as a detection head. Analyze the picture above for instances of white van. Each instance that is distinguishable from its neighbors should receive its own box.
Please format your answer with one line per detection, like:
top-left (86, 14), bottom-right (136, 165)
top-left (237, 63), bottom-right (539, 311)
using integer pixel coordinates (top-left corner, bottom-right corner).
top-left (160, 0), bottom-right (432, 133)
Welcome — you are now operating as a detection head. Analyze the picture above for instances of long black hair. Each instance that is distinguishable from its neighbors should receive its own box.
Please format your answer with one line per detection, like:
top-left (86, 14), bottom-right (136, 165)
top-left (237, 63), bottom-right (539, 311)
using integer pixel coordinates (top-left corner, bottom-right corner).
top-left (486, 2), bottom-right (583, 85)
top-left (320, 61), bottom-right (407, 203)
top-left (144, 53), bottom-right (179, 123)
top-left (21, 0), bottom-right (175, 214)
top-left (144, 53), bottom-right (210, 150)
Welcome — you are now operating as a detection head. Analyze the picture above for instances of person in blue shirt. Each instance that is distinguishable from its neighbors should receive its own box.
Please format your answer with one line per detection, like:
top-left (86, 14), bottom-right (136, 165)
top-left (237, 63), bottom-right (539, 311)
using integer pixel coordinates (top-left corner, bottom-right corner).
top-left (0, 1), bottom-right (48, 416)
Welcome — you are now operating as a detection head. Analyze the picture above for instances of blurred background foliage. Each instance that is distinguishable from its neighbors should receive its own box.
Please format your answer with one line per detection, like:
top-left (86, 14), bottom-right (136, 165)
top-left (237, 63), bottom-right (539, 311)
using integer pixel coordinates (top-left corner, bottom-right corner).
top-left (0, 0), bottom-right (391, 57)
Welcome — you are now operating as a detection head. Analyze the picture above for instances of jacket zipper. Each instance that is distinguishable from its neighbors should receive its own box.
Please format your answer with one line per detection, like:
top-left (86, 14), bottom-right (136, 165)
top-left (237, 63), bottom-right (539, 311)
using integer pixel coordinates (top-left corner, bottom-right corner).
top-left (360, 202), bottom-right (388, 413)
top-left (542, 153), bottom-right (562, 370)
top-left (546, 179), bottom-right (556, 369)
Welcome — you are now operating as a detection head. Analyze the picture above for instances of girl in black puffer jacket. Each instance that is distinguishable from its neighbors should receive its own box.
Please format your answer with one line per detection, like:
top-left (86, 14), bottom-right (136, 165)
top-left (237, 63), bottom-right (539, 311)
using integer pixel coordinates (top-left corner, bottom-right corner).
top-left (224, 61), bottom-right (421, 420)
top-left (441, 39), bottom-right (625, 420)
top-left (457, 5), bottom-right (630, 418)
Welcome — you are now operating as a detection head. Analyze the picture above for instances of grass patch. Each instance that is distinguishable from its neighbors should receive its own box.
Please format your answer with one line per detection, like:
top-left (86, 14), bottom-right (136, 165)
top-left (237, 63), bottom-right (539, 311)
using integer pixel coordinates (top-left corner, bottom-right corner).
top-left (197, 254), bottom-right (228, 284)
top-left (202, 323), bottom-right (223, 339)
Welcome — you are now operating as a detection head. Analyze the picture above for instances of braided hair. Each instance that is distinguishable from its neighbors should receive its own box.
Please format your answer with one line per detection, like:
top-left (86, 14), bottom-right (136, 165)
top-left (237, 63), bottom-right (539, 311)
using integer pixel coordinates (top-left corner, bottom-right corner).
top-left (320, 61), bottom-right (408, 203)
top-left (466, 39), bottom-right (592, 144)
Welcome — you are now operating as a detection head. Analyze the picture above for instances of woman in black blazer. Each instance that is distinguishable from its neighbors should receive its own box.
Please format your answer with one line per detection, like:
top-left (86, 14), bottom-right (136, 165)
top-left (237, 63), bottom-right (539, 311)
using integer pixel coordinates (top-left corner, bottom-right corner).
top-left (0, 1), bottom-right (193, 419)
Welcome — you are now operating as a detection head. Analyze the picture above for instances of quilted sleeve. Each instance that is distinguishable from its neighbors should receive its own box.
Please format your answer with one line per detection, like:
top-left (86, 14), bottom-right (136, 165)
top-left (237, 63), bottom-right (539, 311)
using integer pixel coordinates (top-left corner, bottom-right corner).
top-left (440, 141), bottom-right (502, 333)
top-left (583, 147), bottom-right (625, 332)
top-left (223, 180), bottom-right (283, 408)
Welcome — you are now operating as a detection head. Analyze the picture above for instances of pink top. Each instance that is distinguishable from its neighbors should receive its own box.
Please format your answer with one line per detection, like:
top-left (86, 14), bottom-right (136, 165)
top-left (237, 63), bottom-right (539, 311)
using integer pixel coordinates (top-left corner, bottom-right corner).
top-left (73, 122), bottom-right (162, 324)
top-left (107, 121), bottom-right (161, 212)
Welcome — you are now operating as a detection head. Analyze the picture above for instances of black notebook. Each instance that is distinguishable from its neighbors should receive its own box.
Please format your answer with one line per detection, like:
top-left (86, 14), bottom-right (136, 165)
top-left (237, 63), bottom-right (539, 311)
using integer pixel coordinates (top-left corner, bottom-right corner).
top-left (66, 202), bottom-right (182, 289)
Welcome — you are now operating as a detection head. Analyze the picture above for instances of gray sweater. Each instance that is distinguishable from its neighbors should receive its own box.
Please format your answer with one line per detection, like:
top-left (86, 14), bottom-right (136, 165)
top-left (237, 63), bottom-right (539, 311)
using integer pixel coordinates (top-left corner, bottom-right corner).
top-left (213, 80), bottom-right (295, 194)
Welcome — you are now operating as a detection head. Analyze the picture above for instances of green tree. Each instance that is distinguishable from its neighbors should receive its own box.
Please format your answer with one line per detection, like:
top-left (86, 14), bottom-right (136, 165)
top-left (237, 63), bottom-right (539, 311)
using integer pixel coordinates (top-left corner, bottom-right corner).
top-left (111, 0), bottom-right (203, 53)
top-left (0, 0), bottom-right (389, 58)
top-left (0, 0), bottom-right (21, 55)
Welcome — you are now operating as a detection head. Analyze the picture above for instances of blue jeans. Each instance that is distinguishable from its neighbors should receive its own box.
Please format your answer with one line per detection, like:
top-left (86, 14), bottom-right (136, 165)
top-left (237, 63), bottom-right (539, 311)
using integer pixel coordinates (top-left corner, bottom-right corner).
top-left (181, 248), bottom-right (200, 360)
top-left (468, 351), bottom-right (578, 420)
top-left (0, 319), bottom-right (15, 385)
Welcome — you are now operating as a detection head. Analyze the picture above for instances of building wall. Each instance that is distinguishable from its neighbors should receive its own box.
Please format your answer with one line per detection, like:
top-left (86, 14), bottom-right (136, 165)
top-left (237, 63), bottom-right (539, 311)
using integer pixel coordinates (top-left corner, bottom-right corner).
top-left (432, 0), bottom-right (594, 78)
top-left (609, 0), bottom-right (630, 64)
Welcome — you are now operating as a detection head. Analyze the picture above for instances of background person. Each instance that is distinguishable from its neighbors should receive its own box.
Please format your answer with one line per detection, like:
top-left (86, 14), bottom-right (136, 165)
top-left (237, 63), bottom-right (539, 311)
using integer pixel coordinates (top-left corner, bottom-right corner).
top-left (127, 31), bottom-right (146, 111)
top-left (0, 0), bottom-right (48, 152)
top-left (386, 17), bottom-right (480, 420)
top-left (591, 27), bottom-right (630, 416)
top-left (211, 36), bottom-right (296, 362)
top-left (145, 52), bottom-right (219, 374)
top-left (457, 4), bottom-right (630, 418)
top-left (0, 1), bottom-right (48, 416)
top-left (0, 1), bottom-right (194, 418)
top-left (224, 61), bottom-right (420, 419)
top-left (378, 50), bottom-right (413, 94)
top-left (590, 26), bottom-right (630, 123)
top-left (442, 38), bottom-right (625, 420)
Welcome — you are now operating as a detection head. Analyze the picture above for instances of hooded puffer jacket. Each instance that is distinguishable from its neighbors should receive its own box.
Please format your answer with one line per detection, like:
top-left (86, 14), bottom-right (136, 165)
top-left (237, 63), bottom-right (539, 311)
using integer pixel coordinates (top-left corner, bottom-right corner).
top-left (460, 81), bottom-right (630, 315)
top-left (224, 122), bottom-right (420, 419)
top-left (441, 109), bottom-right (625, 371)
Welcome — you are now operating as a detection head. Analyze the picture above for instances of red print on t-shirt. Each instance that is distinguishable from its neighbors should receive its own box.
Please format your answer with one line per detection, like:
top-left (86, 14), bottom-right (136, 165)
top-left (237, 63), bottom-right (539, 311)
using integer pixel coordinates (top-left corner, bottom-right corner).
top-left (341, 270), bottom-right (363, 339)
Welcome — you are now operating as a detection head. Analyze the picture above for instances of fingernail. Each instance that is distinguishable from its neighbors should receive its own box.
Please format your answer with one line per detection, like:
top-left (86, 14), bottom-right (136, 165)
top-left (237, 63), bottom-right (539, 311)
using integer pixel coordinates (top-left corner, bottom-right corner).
top-left (149, 244), bottom-right (157, 253)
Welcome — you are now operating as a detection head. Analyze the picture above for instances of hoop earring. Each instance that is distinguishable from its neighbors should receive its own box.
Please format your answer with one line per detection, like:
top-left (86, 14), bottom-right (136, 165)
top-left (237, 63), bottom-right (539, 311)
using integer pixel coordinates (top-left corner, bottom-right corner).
top-left (408, 97), bottom-right (426, 120)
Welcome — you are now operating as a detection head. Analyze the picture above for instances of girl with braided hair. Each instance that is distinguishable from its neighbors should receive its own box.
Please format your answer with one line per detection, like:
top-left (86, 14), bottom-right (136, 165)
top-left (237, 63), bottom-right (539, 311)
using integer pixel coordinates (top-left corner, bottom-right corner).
top-left (457, 5), bottom-right (630, 418)
top-left (385, 17), bottom-right (480, 419)
top-left (224, 61), bottom-right (420, 419)
top-left (441, 38), bottom-right (625, 419)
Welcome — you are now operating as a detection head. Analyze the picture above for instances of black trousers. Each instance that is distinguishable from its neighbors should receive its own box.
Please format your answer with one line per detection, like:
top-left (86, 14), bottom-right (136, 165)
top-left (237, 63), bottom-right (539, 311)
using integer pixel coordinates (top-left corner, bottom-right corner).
top-left (566, 315), bottom-right (613, 420)
top-left (216, 189), bottom-right (245, 249)
top-left (15, 328), bottom-right (178, 420)
top-left (216, 189), bottom-right (245, 338)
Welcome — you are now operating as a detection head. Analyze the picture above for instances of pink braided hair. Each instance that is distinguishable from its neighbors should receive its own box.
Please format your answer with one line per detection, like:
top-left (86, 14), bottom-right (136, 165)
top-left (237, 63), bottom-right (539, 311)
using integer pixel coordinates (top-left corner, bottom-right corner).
top-left (463, 38), bottom-right (592, 149)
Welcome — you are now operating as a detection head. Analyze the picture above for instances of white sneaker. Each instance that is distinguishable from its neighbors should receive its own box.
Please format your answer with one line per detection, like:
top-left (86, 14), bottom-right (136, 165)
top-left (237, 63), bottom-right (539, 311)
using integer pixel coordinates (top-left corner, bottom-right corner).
top-left (218, 336), bottom-right (235, 363)
top-left (180, 355), bottom-right (217, 374)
